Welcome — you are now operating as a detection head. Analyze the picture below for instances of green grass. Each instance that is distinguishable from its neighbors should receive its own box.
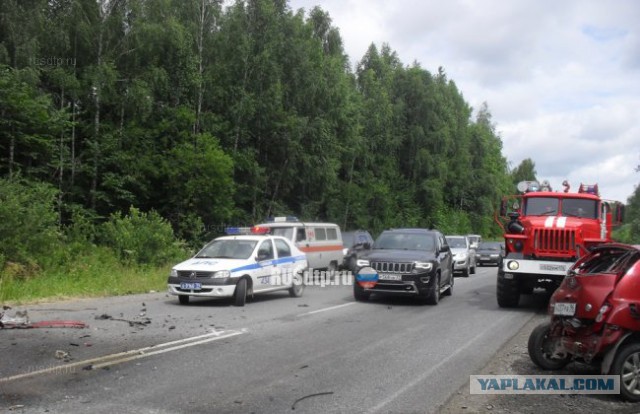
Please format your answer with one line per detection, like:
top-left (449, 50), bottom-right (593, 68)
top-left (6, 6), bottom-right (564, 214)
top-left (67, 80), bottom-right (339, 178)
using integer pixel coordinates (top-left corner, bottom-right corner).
top-left (0, 246), bottom-right (175, 305)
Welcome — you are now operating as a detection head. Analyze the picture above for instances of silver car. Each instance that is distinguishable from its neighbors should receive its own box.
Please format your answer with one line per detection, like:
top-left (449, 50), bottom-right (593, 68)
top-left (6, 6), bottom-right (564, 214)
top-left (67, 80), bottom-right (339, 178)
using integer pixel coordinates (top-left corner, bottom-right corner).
top-left (445, 235), bottom-right (476, 277)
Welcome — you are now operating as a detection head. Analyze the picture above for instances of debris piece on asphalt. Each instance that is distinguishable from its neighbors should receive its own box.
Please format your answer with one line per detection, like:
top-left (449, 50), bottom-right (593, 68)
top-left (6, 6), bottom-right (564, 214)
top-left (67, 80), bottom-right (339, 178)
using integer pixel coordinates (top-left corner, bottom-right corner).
top-left (168, 325), bottom-right (176, 330)
top-left (55, 350), bottom-right (71, 361)
top-left (291, 392), bottom-right (334, 410)
top-left (1, 310), bottom-right (87, 329)
top-left (69, 343), bottom-right (80, 347)
top-left (94, 313), bottom-right (151, 327)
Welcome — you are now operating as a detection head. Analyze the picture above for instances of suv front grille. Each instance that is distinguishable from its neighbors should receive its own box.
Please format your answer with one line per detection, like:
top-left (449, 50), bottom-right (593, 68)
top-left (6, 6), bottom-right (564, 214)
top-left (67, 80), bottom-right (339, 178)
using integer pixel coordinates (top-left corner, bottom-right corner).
top-left (177, 271), bottom-right (214, 279)
top-left (371, 262), bottom-right (415, 274)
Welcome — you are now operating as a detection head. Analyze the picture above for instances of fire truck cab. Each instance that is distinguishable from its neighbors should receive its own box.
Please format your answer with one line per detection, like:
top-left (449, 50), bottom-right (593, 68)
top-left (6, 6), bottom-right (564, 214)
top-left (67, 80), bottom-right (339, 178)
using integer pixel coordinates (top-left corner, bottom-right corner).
top-left (496, 180), bottom-right (624, 308)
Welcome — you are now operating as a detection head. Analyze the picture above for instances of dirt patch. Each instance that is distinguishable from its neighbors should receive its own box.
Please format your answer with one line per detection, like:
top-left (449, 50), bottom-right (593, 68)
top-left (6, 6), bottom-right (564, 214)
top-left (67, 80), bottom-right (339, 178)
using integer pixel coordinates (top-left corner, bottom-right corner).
top-left (440, 314), bottom-right (640, 414)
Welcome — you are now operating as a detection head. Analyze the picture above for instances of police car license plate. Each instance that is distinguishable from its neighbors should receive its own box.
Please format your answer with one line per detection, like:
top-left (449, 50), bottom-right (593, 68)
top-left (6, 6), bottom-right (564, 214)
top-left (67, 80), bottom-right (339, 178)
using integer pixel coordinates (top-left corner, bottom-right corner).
top-left (180, 282), bottom-right (202, 290)
top-left (553, 302), bottom-right (576, 316)
top-left (378, 273), bottom-right (402, 281)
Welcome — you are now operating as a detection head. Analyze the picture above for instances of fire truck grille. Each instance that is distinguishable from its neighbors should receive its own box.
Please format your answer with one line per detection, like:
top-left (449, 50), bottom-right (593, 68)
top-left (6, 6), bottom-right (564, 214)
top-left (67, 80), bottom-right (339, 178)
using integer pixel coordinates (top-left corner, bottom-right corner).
top-left (371, 262), bottom-right (415, 274)
top-left (533, 229), bottom-right (577, 256)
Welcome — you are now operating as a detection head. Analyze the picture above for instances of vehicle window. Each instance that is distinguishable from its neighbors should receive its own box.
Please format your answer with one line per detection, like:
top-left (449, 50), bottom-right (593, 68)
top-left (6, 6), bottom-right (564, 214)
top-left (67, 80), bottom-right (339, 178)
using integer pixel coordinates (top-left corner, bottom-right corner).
top-left (326, 228), bottom-right (337, 240)
top-left (296, 227), bottom-right (306, 242)
top-left (274, 239), bottom-right (291, 258)
top-left (315, 228), bottom-right (327, 241)
top-left (357, 234), bottom-right (368, 244)
top-left (561, 198), bottom-right (598, 219)
top-left (270, 227), bottom-right (294, 241)
top-left (445, 237), bottom-right (467, 248)
top-left (574, 249), bottom-right (636, 275)
top-left (257, 240), bottom-right (274, 261)
top-left (196, 240), bottom-right (257, 260)
top-left (342, 232), bottom-right (354, 247)
top-left (525, 197), bottom-right (559, 216)
top-left (374, 232), bottom-right (435, 251)
top-left (479, 242), bottom-right (501, 251)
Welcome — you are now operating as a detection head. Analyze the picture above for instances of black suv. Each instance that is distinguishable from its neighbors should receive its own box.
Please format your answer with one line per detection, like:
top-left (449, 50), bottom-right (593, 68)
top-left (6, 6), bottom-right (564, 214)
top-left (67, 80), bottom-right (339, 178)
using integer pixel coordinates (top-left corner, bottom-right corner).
top-left (353, 228), bottom-right (453, 305)
top-left (341, 230), bottom-right (374, 271)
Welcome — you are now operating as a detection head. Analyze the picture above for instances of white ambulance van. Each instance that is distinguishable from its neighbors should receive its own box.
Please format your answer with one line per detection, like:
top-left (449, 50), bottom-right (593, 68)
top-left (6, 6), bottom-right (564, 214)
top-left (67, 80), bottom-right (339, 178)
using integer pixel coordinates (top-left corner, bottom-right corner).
top-left (255, 217), bottom-right (344, 272)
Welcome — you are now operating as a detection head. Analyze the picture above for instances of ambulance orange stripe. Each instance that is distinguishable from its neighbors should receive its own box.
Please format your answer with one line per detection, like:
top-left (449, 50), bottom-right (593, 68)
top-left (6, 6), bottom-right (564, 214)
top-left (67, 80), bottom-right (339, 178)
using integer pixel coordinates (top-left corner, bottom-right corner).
top-left (298, 244), bottom-right (343, 253)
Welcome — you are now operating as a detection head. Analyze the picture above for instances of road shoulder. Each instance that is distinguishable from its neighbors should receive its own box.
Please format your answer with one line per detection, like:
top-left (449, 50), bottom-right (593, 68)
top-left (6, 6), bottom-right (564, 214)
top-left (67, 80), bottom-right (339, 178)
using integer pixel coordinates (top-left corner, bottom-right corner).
top-left (439, 313), bottom-right (640, 414)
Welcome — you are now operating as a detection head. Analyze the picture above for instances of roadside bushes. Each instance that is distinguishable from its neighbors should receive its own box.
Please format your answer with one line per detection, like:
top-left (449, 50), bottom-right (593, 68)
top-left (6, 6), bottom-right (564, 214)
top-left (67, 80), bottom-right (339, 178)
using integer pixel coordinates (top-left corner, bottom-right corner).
top-left (0, 178), bottom-right (60, 275)
top-left (98, 207), bottom-right (187, 266)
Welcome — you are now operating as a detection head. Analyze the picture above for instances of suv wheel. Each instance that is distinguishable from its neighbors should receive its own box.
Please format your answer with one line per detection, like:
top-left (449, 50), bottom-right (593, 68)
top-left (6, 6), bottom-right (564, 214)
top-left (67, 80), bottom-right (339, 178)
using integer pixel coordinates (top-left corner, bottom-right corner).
top-left (353, 283), bottom-right (371, 301)
top-left (442, 273), bottom-right (453, 297)
top-left (423, 274), bottom-right (440, 305)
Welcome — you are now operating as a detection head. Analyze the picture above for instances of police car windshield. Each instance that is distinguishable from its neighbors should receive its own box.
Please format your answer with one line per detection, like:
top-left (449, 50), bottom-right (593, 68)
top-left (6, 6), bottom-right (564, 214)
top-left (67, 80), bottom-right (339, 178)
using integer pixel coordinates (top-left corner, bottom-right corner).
top-left (196, 240), bottom-right (258, 260)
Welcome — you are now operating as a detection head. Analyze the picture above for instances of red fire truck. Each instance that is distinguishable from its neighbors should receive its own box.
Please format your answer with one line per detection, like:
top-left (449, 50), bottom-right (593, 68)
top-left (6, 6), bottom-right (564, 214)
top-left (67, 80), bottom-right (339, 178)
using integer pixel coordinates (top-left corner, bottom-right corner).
top-left (495, 180), bottom-right (624, 308)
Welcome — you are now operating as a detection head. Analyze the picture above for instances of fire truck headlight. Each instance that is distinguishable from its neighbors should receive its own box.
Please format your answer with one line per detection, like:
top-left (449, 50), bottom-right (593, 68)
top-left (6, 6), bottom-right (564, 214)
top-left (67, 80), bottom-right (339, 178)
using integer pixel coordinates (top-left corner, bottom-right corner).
top-left (507, 260), bottom-right (520, 271)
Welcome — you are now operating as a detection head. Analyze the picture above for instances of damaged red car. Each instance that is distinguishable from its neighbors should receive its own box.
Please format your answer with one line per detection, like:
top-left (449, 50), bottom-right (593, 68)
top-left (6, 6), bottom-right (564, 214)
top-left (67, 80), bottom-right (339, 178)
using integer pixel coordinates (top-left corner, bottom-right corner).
top-left (528, 243), bottom-right (640, 401)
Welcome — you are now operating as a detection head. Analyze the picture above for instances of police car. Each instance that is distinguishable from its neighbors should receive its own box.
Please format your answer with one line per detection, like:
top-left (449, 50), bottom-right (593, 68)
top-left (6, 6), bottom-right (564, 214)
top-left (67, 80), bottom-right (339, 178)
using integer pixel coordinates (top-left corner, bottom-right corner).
top-left (167, 227), bottom-right (308, 306)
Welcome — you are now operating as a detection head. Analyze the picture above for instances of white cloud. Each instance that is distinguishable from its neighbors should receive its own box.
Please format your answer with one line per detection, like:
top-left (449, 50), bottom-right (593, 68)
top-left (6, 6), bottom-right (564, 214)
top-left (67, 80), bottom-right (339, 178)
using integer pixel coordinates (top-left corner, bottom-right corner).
top-left (289, 0), bottom-right (640, 202)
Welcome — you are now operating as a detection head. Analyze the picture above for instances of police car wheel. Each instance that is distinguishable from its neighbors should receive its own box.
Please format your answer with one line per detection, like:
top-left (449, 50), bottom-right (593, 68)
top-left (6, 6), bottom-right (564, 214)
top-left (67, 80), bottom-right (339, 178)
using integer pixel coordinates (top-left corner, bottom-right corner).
top-left (289, 281), bottom-right (304, 297)
top-left (234, 279), bottom-right (247, 307)
top-left (178, 295), bottom-right (190, 305)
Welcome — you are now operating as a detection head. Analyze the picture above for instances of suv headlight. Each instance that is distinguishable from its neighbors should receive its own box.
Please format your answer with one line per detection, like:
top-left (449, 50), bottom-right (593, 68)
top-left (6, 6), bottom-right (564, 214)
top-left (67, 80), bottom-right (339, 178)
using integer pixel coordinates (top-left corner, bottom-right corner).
top-left (356, 259), bottom-right (370, 267)
top-left (413, 262), bottom-right (433, 273)
top-left (213, 270), bottom-right (231, 278)
top-left (170, 269), bottom-right (178, 277)
top-left (457, 253), bottom-right (468, 260)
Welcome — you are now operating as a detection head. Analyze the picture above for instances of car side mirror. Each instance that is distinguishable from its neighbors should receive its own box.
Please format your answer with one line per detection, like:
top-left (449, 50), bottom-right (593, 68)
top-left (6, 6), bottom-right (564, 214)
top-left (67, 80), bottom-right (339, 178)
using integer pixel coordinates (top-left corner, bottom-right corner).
top-left (363, 242), bottom-right (371, 249)
top-left (440, 245), bottom-right (450, 253)
top-left (256, 253), bottom-right (268, 262)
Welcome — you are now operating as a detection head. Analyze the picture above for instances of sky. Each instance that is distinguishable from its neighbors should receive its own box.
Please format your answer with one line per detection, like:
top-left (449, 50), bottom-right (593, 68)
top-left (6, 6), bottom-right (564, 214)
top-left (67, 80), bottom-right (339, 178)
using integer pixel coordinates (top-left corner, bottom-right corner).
top-left (286, 0), bottom-right (640, 203)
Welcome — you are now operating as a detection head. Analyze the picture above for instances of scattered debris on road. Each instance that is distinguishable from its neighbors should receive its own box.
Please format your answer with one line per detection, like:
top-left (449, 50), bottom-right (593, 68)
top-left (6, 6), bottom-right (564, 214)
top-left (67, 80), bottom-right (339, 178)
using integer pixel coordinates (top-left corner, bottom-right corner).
top-left (94, 313), bottom-right (151, 327)
top-left (1, 309), bottom-right (88, 329)
top-left (291, 392), bottom-right (334, 410)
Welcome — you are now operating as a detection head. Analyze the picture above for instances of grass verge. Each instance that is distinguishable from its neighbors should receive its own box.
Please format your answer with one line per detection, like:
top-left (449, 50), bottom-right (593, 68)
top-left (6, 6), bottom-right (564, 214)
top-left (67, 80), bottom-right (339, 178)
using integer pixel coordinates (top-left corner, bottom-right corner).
top-left (0, 246), bottom-right (175, 305)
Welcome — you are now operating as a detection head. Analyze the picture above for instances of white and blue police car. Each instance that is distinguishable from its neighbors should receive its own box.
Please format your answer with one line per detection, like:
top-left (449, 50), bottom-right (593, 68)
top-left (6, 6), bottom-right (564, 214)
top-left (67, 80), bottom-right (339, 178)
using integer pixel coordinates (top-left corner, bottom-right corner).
top-left (167, 227), bottom-right (308, 306)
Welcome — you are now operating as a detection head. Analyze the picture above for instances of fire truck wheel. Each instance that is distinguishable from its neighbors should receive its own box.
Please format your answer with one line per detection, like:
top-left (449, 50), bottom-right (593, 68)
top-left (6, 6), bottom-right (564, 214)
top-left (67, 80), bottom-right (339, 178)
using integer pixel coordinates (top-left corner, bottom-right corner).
top-left (527, 322), bottom-right (571, 370)
top-left (497, 272), bottom-right (520, 308)
top-left (611, 342), bottom-right (640, 402)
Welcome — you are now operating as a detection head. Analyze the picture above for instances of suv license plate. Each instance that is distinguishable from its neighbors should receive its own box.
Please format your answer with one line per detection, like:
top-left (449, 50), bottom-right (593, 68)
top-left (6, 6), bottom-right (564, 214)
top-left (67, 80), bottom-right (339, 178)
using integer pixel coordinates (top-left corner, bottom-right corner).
top-left (180, 282), bottom-right (202, 290)
top-left (378, 273), bottom-right (402, 281)
top-left (553, 302), bottom-right (576, 316)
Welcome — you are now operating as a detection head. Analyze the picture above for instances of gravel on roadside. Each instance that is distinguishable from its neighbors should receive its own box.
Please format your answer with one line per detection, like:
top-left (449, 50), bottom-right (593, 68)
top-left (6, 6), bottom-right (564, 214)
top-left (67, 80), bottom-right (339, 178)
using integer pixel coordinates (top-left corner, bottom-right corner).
top-left (439, 313), bottom-right (640, 414)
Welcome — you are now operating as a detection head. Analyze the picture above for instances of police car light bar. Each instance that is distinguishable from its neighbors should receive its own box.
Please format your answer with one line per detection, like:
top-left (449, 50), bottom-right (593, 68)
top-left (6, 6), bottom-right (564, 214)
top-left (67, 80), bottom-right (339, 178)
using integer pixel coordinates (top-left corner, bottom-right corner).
top-left (265, 216), bottom-right (299, 223)
top-left (225, 226), bottom-right (270, 235)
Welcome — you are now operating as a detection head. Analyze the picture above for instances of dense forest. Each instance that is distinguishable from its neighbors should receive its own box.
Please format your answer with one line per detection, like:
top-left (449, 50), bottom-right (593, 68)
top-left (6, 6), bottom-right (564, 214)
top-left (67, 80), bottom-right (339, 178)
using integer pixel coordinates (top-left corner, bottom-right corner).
top-left (0, 0), bottom-right (637, 282)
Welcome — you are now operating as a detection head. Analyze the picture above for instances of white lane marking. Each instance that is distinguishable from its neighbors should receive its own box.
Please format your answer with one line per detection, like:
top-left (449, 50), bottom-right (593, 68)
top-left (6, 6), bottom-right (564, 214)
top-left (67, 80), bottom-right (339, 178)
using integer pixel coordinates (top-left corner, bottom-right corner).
top-left (544, 217), bottom-right (555, 228)
top-left (366, 313), bottom-right (515, 413)
top-left (0, 329), bottom-right (245, 383)
top-left (299, 302), bottom-right (356, 316)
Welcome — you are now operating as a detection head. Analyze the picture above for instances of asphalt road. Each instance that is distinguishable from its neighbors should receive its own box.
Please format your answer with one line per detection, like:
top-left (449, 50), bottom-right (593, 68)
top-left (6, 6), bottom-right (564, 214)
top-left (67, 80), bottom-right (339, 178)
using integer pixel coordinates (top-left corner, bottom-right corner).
top-left (0, 266), bottom-right (549, 413)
